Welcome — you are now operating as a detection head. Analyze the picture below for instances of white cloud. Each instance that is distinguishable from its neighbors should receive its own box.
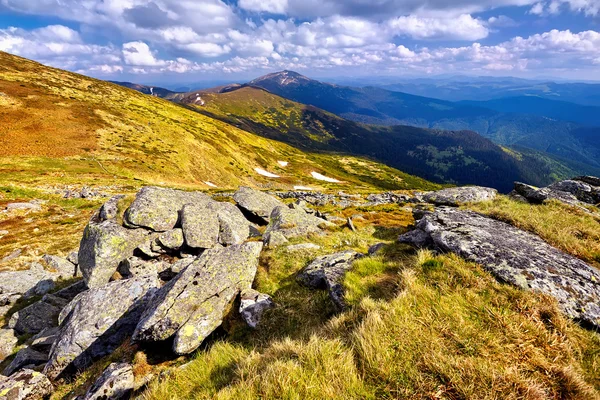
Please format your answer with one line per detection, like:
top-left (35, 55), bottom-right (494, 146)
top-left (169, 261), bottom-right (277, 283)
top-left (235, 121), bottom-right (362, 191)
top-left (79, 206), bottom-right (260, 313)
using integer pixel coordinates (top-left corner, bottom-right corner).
top-left (388, 14), bottom-right (489, 40)
top-left (238, 0), bottom-right (288, 14)
top-left (122, 41), bottom-right (165, 66)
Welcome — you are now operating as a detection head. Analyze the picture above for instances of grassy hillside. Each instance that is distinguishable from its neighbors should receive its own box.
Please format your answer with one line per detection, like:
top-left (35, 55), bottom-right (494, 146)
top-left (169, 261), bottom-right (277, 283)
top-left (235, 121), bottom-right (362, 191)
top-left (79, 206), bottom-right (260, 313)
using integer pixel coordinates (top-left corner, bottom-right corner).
top-left (0, 51), bottom-right (436, 193)
top-left (186, 86), bottom-right (579, 192)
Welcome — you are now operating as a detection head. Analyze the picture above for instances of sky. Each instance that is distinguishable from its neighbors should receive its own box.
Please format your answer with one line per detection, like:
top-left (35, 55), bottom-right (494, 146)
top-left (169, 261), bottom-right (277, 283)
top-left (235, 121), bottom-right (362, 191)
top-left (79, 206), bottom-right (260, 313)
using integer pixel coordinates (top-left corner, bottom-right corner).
top-left (1, 0), bottom-right (600, 85)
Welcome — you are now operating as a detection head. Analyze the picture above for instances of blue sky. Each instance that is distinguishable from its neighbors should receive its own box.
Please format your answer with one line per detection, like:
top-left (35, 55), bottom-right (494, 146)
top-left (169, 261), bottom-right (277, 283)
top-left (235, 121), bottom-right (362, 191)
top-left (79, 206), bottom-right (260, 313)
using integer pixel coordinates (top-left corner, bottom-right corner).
top-left (1, 0), bottom-right (599, 85)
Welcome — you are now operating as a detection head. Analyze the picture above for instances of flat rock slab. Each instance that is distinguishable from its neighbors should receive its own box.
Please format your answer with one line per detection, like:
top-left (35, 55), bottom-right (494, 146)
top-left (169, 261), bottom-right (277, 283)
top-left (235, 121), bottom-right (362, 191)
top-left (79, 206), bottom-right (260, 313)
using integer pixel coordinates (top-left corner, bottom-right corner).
top-left (0, 263), bottom-right (66, 298)
top-left (297, 250), bottom-right (363, 311)
top-left (83, 363), bottom-right (134, 400)
top-left (124, 187), bottom-right (212, 232)
top-left (423, 186), bottom-right (497, 206)
top-left (0, 369), bottom-right (53, 399)
top-left (134, 242), bottom-right (262, 355)
top-left (9, 294), bottom-right (68, 335)
top-left (233, 187), bottom-right (285, 225)
top-left (44, 276), bottom-right (159, 380)
top-left (399, 207), bottom-right (600, 329)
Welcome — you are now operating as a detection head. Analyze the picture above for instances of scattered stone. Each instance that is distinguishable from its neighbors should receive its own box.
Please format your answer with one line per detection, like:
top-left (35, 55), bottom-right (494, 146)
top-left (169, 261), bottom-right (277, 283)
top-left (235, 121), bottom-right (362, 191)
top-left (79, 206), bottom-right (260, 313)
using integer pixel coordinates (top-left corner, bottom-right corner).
top-left (366, 192), bottom-right (411, 205)
top-left (286, 243), bottom-right (321, 252)
top-left (233, 187), bottom-right (285, 224)
top-left (181, 204), bottom-right (220, 249)
top-left (3, 348), bottom-right (48, 377)
top-left (157, 229), bottom-right (185, 250)
top-left (368, 243), bottom-right (386, 255)
top-left (133, 243), bottom-right (263, 355)
top-left (98, 195), bottom-right (125, 221)
top-left (264, 206), bottom-right (333, 242)
top-left (83, 363), bottom-right (134, 400)
top-left (41, 255), bottom-right (76, 278)
top-left (239, 289), bottom-right (275, 329)
top-left (124, 187), bottom-right (211, 232)
top-left (78, 219), bottom-right (149, 288)
top-left (297, 251), bottom-right (363, 311)
top-left (399, 207), bottom-right (600, 329)
top-left (5, 203), bottom-right (41, 212)
top-left (423, 186), bottom-right (497, 206)
top-left (263, 231), bottom-right (288, 248)
top-left (0, 329), bottom-right (18, 362)
top-left (0, 369), bottom-right (53, 399)
top-left (44, 276), bottom-right (159, 380)
top-left (9, 294), bottom-right (68, 335)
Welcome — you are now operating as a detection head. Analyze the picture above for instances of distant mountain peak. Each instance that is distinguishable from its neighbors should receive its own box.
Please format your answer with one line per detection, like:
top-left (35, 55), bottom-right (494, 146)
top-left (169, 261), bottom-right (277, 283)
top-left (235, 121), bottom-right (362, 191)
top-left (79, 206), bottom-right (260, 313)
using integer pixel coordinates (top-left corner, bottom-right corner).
top-left (249, 70), bottom-right (313, 87)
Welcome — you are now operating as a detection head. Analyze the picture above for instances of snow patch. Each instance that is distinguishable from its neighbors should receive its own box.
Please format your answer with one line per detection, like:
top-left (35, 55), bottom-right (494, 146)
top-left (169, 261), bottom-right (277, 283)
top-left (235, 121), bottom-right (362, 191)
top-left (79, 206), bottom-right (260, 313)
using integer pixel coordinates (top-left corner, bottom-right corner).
top-left (278, 161), bottom-right (289, 167)
top-left (204, 181), bottom-right (218, 188)
top-left (311, 172), bottom-right (342, 183)
top-left (255, 168), bottom-right (280, 178)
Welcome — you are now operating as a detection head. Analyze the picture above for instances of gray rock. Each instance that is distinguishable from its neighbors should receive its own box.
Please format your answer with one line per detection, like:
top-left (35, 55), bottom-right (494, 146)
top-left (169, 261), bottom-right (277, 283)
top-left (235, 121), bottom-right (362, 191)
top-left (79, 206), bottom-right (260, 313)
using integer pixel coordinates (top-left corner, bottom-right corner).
top-left (124, 187), bottom-right (211, 232)
top-left (169, 258), bottom-right (195, 275)
top-left (507, 190), bottom-right (528, 203)
top-left (83, 363), bottom-right (134, 400)
top-left (66, 251), bottom-right (79, 266)
top-left (368, 243), bottom-right (386, 255)
top-left (574, 176), bottom-right (600, 187)
top-left (44, 276), bottom-right (159, 380)
top-left (207, 202), bottom-right (250, 246)
top-left (78, 219), bottom-right (149, 288)
top-left (239, 289), bottom-right (275, 329)
top-left (549, 180), bottom-right (600, 204)
top-left (0, 264), bottom-right (59, 298)
top-left (98, 195), bottom-right (125, 221)
top-left (133, 242), bottom-right (263, 355)
top-left (0, 369), bottom-right (53, 399)
top-left (9, 294), bottom-right (68, 335)
top-left (157, 229), bottom-right (185, 250)
top-left (399, 207), bottom-right (600, 329)
top-left (5, 203), bottom-right (41, 212)
top-left (0, 329), bottom-right (18, 362)
top-left (118, 257), bottom-right (170, 279)
top-left (233, 187), bottom-right (285, 224)
top-left (297, 251), bottom-right (363, 311)
top-left (3, 348), bottom-right (48, 377)
top-left (52, 281), bottom-right (87, 302)
top-left (514, 181), bottom-right (587, 208)
top-left (264, 206), bottom-right (333, 242)
top-left (286, 243), bottom-right (321, 252)
top-left (41, 255), bottom-right (76, 279)
top-left (423, 186), bottom-right (497, 206)
top-left (181, 203), bottom-right (220, 249)
top-left (30, 328), bottom-right (60, 353)
top-left (264, 231), bottom-right (288, 248)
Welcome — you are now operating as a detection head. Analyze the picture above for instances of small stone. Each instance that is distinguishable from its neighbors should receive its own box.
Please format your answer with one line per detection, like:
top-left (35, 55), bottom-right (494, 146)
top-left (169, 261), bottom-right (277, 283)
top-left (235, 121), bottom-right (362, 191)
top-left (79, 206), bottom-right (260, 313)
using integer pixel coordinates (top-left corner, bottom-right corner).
top-left (239, 289), bottom-right (275, 329)
top-left (263, 231), bottom-right (288, 247)
top-left (157, 229), bottom-right (185, 250)
top-left (286, 243), bottom-right (321, 252)
top-left (83, 363), bottom-right (134, 400)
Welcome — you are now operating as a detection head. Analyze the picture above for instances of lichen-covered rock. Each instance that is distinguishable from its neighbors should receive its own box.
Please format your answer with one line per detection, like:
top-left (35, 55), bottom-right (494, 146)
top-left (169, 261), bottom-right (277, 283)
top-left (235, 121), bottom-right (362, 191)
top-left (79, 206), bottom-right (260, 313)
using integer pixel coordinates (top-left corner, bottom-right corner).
top-left (207, 202), bottom-right (250, 246)
top-left (423, 186), bottom-right (497, 206)
top-left (297, 251), bottom-right (363, 311)
top-left (233, 187), bottom-right (285, 224)
top-left (239, 289), bottom-right (274, 329)
top-left (3, 347), bottom-right (48, 377)
top-left (9, 294), bottom-right (68, 335)
top-left (83, 363), bottom-right (133, 400)
top-left (133, 242), bottom-right (263, 355)
top-left (549, 180), bottom-right (600, 204)
top-left (0, 330), bottom-right (18, 362)
top-left (157, 229), bottom-right (185, 250)
top-left (0, 263), bottom-right (63, 298)
top-left (513, 181), bottom-right (594, 209)
top-left (263, 231), bottom-right (288, 248)
top-left (41, 255), bottom-right (76, 279)
top-left (78, 219), bottom-right (149, 288)
top-left (574, 176), bottom-right (600, 187)
top-left (98, 195), bottom-right (125, 222)
top-left (181, 204), bottom-right (220, 249)
top-left (399, 207), bottom-right (600, 329)
top-left (44, 276), bottom-right (159, 380)
top-left (124, 187), bottom-right (212, 232)
top-left (264, 206), bottom-right (333, 242)
top-left (118, 257), bottom-right (170, 279)
top-left (0, 369), bottom-right (53, 399)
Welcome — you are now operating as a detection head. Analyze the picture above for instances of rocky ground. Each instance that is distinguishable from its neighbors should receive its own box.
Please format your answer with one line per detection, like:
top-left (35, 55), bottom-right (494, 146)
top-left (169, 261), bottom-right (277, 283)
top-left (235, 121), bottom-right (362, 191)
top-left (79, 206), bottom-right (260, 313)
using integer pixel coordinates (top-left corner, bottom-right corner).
top-left (0, 179), bottom-right (598, 399)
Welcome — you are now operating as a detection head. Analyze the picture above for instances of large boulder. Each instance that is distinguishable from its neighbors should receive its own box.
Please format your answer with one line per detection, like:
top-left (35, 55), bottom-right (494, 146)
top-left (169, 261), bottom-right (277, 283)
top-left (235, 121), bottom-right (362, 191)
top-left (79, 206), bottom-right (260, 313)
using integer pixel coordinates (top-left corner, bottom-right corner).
top-left (181, 204), bottom-right (220, 249)
top-left (423, 186), bottom-right (497, 206)
top-left (0, 329), bottom-right (18, 362)
top-left (264, 206), bottom-right (333, 243)
top-left (233, 187), bottom-right (285, 225)
top-left (207, 202), bottom-right (250, 246)
top-left (124, 187), bottom-right (211, 232)
top-left (297, 251), bottom-right (363, 311)
top-left (83, 363), bottom-right (134, 400)
top-left (0, 263), bottom-right (66, 299)
top-left (78, 219), bottom-right (149, 288)
top-left (8, 294), bottom-right (68, 335)
top-left (513, 180), bottom-right (599, 209)
top-left (133, 242), bottom-right (263, 355)
top-left (399, 207), bottom-right (600, 329)
top-left (548, 180), bottom-right (600, 205)
top-left (574, 176), bottom-right (600, 187)
top-left (44, 276), bottom-right (159, 380)
top-left (0, 369), bottom-right (53, 400)
top-left (3, 347), bottom-right (48, 377)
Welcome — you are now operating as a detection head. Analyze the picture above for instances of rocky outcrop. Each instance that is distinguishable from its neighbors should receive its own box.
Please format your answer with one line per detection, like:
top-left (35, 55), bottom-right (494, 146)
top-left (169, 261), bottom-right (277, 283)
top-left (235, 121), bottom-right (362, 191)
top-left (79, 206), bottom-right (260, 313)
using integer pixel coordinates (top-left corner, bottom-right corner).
top-left (207, 202), bottom-right (250, 246)
top-left (264, 206), bottom-right (333, 244)
top-left (181, 204), bottom-right (220, 249)
top-left (234, 187), bottom-right (285, 224)
top-left (83, 363), bottom-right (134, 400)
top-left (239, 289), bottom-right (275, 329)
top-left (44, 276), bottom-right (159, 380)
top-left (297, 251), bottom-right (363, 310)
top-left (513, 177), bottom-right (600, 209)
top-left (0, 369), bottom-right (53, 399)
top-left (3, 348), bottom-right (48, 377)
top-left (423, 186), bottom-right (497, 206)
top-left (399, 207), bottom-right (600, 329)
top-left (124, 187), bottom-right (211, 232)
top-left (133, 243), bottom-right (262, 355)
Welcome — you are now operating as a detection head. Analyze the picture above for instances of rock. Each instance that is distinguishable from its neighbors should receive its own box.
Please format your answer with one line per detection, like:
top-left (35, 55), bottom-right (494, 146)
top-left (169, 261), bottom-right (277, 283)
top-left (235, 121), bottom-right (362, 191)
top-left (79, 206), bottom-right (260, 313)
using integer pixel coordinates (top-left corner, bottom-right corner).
top-left (78, 219), bottom-right (149, 288)
top-left (0, 369), bottom-right (53, 399)
top-left (264, 206), bottom-right (333, 242)
top-left (297, 251), bottom-right (363, 311)
top-left (98, 195), bottom-right (125, 221)
top-left (157, 229), bottom-right (185, 250)
top-left (124, 187), bottom-right (211, 232)
top-left (133, 242), bottom-right (263, 355)
top-left (44, 276), bottom-right (159, 380)
top-left (118, 257), bottom-right (170, 279)
top-left (136, 233), bottom-right (162, 258)
top-left (207, 202), bottom-right (250, 246)
top-left (239, 289), bottom-right (275, 329)
top-left (169, 258), bottom-right (195, 275)
top-left (507, 190), bottom-right (528, 203)
top-left (41, 255), bottom-right (76, 279)
top-left (181, 204), bottom-right (220, 249)
top-left (83, 363), bottom-right (134, 400)
top-left (52, 281), bottom-right (87, 302)
top-left (0, 329), bottom-right (18, 362)
top-left (399, 207), bottom-right (600, 329)
top-left (3, 348), bottom-right (48, 377)
top-left (513, 181), bottom-right (589, 208)
top-left (0, 262), bottom-right (67, 298)
top-left (549, 180), bottom-right (600, 205)
top-left (286, 243), bottom-right (321, 252)
top-left (66, 251), bottom-right (79, 266)
top-left (366, 192), bottom-right (411, 205)
top-left (8, 294), bottom-right (68, 335)
top-left (5, 203), bottom-right (41, 212)
top-left (368, 243), bottom-right (386, 255)
top-left (248, 225), bottom-right (262, 238)
top-left (346, 217), bottom-right (356, 232)
top-left (30, 328), bottom-right (60, 353)
top-left (0, 249), bottom-right (22, 264)
top-left (574, 176), bottom-right (600, 187)
top-left (423, 186), bottom-right (497, 206)
top-left (233, 187), bottom-right (285, 225)
top-left (264, 231), bottom-right (288, 247)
